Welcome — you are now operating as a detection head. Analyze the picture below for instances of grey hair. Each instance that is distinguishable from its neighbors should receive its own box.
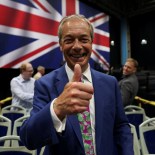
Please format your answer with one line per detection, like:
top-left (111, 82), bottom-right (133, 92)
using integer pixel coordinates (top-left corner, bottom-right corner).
top-left (37, 66), bottom-right (45, 71)
top-left (58, 14), bottom-right (94, 42)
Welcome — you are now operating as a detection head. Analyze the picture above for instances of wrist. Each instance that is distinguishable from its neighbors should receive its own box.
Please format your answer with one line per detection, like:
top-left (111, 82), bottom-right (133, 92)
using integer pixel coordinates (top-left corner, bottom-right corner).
top-left (53, 100), bottom-right (66, 121)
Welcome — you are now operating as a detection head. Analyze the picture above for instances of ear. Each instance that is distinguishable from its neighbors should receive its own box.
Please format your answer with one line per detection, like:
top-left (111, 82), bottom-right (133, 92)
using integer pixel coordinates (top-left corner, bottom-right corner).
top-left (59, 41), bottom-right (63, 51)
top-left (60, 46), bottom-right (62, 51)
top-left (59, 40), bottom-right (62, 52)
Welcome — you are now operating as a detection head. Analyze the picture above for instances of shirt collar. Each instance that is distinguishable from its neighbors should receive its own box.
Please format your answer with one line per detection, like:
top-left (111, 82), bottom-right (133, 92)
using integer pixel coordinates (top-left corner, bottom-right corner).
top-left (65, 63), bottom-right (92, 83)
top-left (18, 74), bottom-right (25, 82)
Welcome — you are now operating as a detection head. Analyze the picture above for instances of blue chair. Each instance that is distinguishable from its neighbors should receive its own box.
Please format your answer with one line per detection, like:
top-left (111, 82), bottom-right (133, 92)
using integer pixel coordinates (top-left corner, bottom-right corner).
top-left (124, 105), bottom-right (148, 139)
top-left (0, 115), bottom-right (11, 137)
top-left (130, 124), bottom-right (141, 155)
top-left (1, 105), bottom-right (26, 134)
top-left (0, 115), bottom-right (11, 146)
top-left (139, 117), bottom-right (155, 155)
top-left (12, 115), bottom-right (30, 146)
top-left (12, 115), bottom-right (45, 155)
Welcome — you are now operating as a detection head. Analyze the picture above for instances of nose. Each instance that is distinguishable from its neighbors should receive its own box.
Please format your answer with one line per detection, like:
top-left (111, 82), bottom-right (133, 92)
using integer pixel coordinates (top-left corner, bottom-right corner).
top-left (72, 39), bottom-right (82, 51)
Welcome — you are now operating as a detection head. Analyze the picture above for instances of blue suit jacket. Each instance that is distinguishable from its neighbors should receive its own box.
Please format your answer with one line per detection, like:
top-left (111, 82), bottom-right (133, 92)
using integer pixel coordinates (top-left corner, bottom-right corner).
top-left (20, 65), bottom-right (134, 155)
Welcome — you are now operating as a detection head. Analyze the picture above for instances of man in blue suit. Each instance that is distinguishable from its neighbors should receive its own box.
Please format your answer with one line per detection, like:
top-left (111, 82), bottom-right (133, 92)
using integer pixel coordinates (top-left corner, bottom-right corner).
top-left (20, 14), bottom-right (134, 155)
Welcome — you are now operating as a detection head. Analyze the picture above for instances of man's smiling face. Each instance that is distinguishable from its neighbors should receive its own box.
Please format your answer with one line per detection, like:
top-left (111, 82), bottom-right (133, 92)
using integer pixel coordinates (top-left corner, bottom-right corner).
top-left (59, 18), bottom-right (93, 72)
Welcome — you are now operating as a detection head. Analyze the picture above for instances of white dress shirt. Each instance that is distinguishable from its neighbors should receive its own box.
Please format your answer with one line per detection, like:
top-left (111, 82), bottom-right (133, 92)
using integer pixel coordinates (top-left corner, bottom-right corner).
top-left (50, 64), bottom-right (96, 153)
top-left (10, 74), bottom-right (35, 113)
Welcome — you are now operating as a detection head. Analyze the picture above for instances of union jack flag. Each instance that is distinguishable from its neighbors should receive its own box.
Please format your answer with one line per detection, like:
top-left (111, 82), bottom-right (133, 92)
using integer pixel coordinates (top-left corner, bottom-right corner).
top-left (0, 0), bottom-right (110, 71)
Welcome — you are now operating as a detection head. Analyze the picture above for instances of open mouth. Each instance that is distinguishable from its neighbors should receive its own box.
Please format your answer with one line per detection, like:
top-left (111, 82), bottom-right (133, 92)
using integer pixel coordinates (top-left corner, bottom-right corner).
top-left (70, 53), bottom-right (87, 59)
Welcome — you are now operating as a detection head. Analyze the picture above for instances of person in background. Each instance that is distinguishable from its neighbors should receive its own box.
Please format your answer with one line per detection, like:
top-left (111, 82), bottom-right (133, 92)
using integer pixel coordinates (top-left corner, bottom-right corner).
top-left (20, 14), bottom-right (133, 155)
top-left (119, 58), bottom-right (139, 107)
top-left (10, 62), bottom-right (35, 114)
top-left (33, 65), bottom-right (45, 80)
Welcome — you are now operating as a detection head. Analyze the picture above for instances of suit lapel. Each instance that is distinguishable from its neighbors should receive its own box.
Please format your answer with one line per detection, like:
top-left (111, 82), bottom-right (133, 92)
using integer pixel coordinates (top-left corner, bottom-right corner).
top-left (91, 69), bottom-right (105, 152)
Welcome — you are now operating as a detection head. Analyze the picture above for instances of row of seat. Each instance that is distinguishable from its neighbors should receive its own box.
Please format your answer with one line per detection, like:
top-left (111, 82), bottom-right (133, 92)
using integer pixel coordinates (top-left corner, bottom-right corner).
top-left (124, 105), bottom-right (155, 155)
top-left (0, 105), bottom-right (28, 136)
top-left (0, 115), bottom-right (29, 140)
top-left (0, 105), bottom-right (44, 155)
top-left (1, 105), bottom-right (155, 155)
top-left (0, 115), bottom-right (37, 155)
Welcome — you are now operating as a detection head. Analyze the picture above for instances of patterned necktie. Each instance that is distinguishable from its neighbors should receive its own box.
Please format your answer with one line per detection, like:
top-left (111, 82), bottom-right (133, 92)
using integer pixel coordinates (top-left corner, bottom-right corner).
top-left (78, 76), bottom-right (95, 155)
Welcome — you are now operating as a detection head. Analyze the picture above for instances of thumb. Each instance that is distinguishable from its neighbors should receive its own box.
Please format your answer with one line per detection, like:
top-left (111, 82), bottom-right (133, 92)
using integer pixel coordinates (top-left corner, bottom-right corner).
top-left (72, 64), bottom-right (82, 82)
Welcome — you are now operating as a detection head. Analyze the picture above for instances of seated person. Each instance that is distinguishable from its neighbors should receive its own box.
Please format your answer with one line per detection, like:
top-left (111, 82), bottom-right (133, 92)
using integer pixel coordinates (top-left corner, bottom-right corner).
top-left (119, 58), bottom-right (139, 106)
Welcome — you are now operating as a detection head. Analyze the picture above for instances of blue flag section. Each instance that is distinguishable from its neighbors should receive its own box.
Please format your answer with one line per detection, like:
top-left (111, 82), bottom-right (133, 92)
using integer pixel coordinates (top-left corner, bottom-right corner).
top-left (0, 0), bottom-right (110, 71)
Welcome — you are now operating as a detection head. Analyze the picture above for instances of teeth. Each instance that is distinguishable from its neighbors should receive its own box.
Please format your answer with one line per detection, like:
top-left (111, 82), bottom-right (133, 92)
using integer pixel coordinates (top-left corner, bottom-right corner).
top-left (71, 53), bottom-right (86, 58)
top-left (72, 54), bottom-right (83, 58)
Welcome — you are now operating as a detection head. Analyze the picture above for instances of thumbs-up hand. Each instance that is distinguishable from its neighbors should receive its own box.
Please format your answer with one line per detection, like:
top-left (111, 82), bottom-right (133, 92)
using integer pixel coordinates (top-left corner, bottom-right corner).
top-left (71, 64), bottom-right (82, 82)
top-left (53, 64), bottom-right (94, 120)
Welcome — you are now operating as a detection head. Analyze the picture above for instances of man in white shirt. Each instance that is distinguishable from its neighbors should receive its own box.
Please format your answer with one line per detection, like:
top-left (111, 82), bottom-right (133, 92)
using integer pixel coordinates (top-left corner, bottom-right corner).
top-left (10, 62), bottom-right (35, 114)
top-left (20, 14), bottom-right (134, 155)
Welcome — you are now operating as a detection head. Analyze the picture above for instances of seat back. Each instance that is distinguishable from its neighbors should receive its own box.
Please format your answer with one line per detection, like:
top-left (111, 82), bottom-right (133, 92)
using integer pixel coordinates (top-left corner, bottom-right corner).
top-left (139, 118), bottom-right (155, 155)
top-left (38, 146), bottom-right (45, 155)
top-left (0, 135), bottom-right (36, 155)
top-left (130, 124), bottom-right (141, 155)
top-left (0, 115), bottom-right (11, 146)
top-left (12, 115), bottom-right (30, 136)
top-left (12, 115), bottom-right (30, 146)
top-left (1, 105), bottom-right (26, 134)
top-left (125, 105), bottom-right (147, 138)
top-left (1, 105), bottom-right (26, 116)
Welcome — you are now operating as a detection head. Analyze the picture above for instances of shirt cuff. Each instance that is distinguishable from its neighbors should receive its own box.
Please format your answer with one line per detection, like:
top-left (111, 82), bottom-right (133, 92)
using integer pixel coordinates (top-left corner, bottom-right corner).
top-left (50, 98), bottom-right (66, 133)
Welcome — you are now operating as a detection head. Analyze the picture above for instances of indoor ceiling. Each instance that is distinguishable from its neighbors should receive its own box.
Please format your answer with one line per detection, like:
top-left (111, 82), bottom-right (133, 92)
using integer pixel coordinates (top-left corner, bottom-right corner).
top-left (82, 0), bottom-right (155, 18)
